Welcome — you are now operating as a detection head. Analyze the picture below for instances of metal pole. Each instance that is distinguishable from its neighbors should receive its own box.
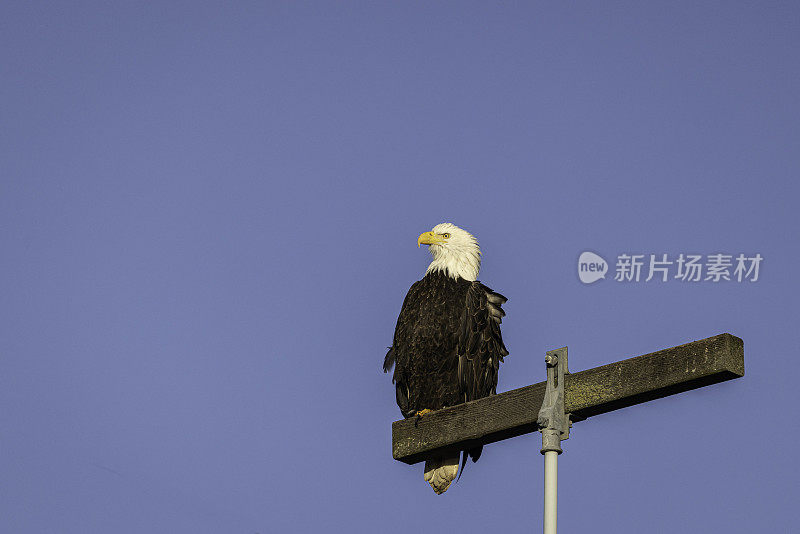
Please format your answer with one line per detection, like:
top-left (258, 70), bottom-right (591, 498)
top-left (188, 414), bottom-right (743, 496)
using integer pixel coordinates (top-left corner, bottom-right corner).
top-left (538, 347), bottom-right (570, 534)
top-left (543, 450), bottom-right (558, 534)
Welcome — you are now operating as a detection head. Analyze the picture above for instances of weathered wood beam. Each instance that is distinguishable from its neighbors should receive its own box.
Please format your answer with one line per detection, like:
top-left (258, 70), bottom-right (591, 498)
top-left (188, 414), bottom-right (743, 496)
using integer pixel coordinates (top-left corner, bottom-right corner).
top-left (392, 333), bottom-right (744, 465)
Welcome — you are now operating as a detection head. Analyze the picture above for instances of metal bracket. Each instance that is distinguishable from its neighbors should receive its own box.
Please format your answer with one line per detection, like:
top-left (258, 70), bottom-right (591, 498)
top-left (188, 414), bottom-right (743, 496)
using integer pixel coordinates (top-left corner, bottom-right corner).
top-left (537, 346), bottom-right (572, 454)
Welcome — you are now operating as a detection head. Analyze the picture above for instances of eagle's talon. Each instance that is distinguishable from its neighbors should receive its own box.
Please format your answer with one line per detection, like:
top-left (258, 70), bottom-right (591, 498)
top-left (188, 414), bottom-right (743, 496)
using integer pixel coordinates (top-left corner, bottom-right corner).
top-left (414, 408), bottom-right (433, 427)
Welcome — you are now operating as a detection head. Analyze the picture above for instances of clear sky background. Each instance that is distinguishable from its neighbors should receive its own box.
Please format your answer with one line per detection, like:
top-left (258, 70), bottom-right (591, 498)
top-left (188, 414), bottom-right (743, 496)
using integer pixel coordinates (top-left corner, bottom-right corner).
top-left (2, 2), bottom-right (798, 533)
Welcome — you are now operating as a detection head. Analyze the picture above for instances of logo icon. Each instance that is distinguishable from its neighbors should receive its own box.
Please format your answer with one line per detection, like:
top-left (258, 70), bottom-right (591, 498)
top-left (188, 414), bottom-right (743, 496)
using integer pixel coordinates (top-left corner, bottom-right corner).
top-left (578, 251), bottom-right (608, 284)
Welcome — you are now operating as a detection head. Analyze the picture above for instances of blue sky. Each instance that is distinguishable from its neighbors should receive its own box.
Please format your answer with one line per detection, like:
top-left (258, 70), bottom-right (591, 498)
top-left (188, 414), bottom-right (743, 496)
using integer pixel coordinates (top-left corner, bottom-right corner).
top-left (2, 2), bottom-right (798, 532)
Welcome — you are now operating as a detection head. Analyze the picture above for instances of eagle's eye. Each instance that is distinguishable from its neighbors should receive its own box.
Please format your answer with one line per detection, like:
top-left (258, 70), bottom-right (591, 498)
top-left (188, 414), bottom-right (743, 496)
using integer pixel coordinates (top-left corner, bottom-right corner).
top-left (443, 233), bottom-right (450, 238)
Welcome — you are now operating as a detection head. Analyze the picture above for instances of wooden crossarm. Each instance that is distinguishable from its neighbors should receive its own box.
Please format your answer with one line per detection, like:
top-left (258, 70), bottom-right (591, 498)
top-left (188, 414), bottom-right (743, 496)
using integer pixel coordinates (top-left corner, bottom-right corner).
top-left (391, 333), bottom-right (744, 465)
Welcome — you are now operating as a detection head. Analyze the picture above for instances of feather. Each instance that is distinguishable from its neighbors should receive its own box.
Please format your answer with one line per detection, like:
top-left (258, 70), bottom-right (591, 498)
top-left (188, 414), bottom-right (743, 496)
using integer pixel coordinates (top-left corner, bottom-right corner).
top-left (383, 347), bottom-right (395, 373)
top-left (424, 452), bottom-right (461, 494)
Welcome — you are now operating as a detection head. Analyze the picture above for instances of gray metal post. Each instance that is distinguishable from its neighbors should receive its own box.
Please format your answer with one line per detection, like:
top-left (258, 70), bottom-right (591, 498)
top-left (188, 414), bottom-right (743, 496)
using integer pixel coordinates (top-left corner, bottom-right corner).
top-left (537, 347), bottom-right (571, 534)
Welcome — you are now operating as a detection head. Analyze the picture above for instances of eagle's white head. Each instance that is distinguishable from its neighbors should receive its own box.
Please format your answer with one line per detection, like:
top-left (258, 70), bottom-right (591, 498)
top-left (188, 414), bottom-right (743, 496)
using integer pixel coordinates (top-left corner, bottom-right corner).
top-left (417, 222), bottom-right (481, 281)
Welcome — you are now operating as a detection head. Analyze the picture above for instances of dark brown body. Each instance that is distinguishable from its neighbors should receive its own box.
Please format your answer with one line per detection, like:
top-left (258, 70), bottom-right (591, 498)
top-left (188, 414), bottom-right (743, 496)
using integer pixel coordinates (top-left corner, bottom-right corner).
top-left (384, 270), bottom-right (508, 420)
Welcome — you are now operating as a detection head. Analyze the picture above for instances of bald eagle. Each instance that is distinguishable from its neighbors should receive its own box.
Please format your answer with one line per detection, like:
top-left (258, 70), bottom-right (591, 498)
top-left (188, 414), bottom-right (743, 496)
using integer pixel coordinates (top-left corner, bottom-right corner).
top-left (384, 223), bottom-right (509, 494)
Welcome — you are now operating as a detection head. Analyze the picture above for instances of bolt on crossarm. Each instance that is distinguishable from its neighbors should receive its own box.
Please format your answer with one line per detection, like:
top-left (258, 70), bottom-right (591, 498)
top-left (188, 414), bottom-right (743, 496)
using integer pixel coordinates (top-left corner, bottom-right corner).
top-left (537, 347), bottom-right (572, 534)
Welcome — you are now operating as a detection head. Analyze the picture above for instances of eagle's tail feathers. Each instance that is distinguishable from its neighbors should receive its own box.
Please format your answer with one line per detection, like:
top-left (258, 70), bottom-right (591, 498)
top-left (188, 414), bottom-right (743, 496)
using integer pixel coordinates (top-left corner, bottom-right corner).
top-left (423, 453), bottom-right (460, 495)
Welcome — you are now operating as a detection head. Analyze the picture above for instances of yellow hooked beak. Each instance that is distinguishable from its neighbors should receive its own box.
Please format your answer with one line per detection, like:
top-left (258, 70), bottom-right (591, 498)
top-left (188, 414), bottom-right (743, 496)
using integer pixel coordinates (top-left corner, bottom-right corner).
top-left (418, 231), bottom-right (445, 247)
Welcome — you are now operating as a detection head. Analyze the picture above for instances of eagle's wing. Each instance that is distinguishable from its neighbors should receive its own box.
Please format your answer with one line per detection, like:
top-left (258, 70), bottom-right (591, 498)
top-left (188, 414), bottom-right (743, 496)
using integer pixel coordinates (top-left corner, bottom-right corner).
top-left (383, 280), bottom-right (424, 417)
top-left (457, 282), bottom-right (509, 403)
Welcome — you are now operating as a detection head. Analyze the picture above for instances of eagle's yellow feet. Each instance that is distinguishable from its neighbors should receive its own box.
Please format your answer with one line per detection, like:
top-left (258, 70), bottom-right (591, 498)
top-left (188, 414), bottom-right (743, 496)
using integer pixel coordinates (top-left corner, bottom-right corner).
top-left (414, 408), bottom-right (433, 428)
